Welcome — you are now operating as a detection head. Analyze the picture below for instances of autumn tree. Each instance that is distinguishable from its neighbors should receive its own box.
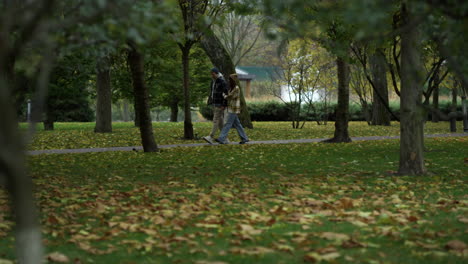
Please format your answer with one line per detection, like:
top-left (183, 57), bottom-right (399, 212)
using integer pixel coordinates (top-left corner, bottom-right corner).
top-left (94, 57), bottom-right (112, 133)
top-left (127, 40), bottom-right (158, 152)
top-left (44, 53), bottom-right (95, 130)
top-left (0, 1), bottom-right (134, 262)
top-left (199, 27), bottom-right (254, 128)
top-left (176, 0), bottom-right (211, 139)
top-left (213, 12), bottom-right (263, 67)
top-left (275, 38), bottom-right (333, 129)
top-left (397, 1), bottom-right (426, 175)
top-left (259, 0), bottom-right (354, 142)
top-left (351, 44), bottom-right (396, 125)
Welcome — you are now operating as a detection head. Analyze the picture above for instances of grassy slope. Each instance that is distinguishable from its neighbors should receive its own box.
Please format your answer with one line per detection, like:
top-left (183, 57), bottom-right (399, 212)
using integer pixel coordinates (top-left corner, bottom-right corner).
top-left (22, 121), bottom-right (466, 150)
top-left (1, 137), bottom-right (467, 263)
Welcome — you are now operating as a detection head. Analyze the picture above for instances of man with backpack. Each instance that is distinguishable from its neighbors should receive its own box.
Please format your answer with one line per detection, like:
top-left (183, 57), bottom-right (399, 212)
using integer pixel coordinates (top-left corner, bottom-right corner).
top-left (203, 68), bottom-right (228, 144)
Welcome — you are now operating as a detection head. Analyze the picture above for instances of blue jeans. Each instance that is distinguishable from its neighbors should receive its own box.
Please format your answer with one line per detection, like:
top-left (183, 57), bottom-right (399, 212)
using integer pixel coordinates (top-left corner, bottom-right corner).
top-left (218, 113), bottom-right (248, 143)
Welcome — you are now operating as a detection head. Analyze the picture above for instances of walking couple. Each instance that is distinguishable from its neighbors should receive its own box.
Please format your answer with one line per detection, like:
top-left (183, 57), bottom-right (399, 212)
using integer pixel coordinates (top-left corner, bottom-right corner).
top-left (203, 68), bottom-right (249, 145)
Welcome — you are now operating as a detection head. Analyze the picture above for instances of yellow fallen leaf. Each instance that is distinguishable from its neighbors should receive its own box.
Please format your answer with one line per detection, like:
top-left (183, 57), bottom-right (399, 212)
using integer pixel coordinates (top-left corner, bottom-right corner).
top-left (321, 252), bottom-right (341, 261)
top-left (46, 252), bottom-right (69, 263)
top-left (195, 261), bottom-right (229, 264)
top-left (445, 240), bottom-right (467, 251)
top-left (304, 252), bottom-right (321, 263)
top-left (239, 224), bottom-right (263, 235)
top-left (320, 232), bottom-right (350, 241)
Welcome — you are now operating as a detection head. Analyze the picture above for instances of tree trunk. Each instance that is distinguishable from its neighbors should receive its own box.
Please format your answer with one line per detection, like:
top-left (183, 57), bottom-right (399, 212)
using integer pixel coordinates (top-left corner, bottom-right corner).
top-left (181, 45), bottom-right (194, 139)
top-left (431, 79), bottom-right (439, 123)
top-left (170, 98), bottom-right (179, 122)
top-left (450, 88), bottom-right (457, 132)
top-left (398, 2), bottom-right (426, 175)
top-left (0, 75), bottom-right (42, 264)
top-left (43, 115), bottom-right (54, 131)
top-left (133, 99), bottom-right (140, 127)
top-left (122, 99), bottom-right (130, 122)
top-left (370, 50), bottom-right (391, 126)
top-left (462, 95), bottom-right (468, 132)
top-left (325, 56), bottom-right (351, 143)
top-left (94, 59), bottom-right (112, 133)
top-left (432, 70), bottom-right (440, 123)
top-left (199, 28), bottom-right (253, 129)
top-left (127, 41), bottom-right (158, 152)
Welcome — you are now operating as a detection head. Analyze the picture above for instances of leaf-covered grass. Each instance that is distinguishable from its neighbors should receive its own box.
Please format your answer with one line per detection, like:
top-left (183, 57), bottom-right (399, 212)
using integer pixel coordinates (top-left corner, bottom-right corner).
top-left (1, 137), bottom-right (467, 263)
top-left (22, 121), bottom-right (466, 150)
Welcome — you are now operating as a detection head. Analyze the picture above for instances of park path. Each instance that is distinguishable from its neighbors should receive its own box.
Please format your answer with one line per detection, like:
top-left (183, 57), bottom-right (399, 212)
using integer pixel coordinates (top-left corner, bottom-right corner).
top-left (27, 133), bottom-right (467, 156)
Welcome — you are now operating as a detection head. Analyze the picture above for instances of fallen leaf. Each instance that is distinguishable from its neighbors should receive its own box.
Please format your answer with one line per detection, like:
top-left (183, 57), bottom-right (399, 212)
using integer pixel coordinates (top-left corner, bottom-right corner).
top-left (320, 232), bottom-right (350, 242)
top-left (304, 252), bottom-right (321, 263)
top-left (445, 240), bottom-right (467, 251)
top-left (321, 252), bottom-right (341, 261)
top-left (46, 252), bottom-right (69, 263)
top-left (239, 224), bottom-right (263, 235)
top-left (342, 238), bottom-right (365, 248)
top-left (195, 261), bottom-right (228, 264)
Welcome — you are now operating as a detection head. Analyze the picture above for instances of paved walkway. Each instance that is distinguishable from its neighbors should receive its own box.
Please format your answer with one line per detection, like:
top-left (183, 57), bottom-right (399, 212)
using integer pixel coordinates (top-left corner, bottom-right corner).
top-left (27, 133), bottom-right (467, 156)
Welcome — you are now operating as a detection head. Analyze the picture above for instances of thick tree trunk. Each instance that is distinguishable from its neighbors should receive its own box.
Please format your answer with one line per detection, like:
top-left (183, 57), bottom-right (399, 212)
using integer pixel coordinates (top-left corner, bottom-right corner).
top-left (181, 45), bottom-right (194, 139)
top-left (450, 88), bottom-right (458, 132)
top-left (127, 41), bottom-right (158, 152)
top-left (133, 100), bottom-right (140, 127)
top-left (431, 80), bottom-right (439, 123)
top-left (199, 28), bottom-right (253, 129)
top-left (122, 99), bottom-right (130, 122)
top-left (462, 95), bottom-right (468, 132)
top-left (325, 56), bottom-right (351, 143)
top-left (43, 115), bottom-right (54, 131)
top-left (432, 70), bottom-right (439, 123)
top-left (370, 50), bottom-right (391, 126)
top-left (0, 75), bottom-right (42, 264)
top-left (398, 2), bottom-right (426, 175)
top-left (170, 98), bottom-right (179, 122)
top-left (94, 59), bottom-right (112, 133)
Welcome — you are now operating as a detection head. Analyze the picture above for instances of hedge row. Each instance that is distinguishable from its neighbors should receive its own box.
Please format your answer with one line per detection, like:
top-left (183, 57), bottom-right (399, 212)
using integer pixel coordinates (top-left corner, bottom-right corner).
top-left (199, 101), bottom-right (464, 122)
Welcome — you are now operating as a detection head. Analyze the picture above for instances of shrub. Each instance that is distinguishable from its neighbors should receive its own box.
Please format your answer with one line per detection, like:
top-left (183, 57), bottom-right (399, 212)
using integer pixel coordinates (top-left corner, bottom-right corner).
top-left (198, 100), bottom-right (465, 122)
top-left (248, 101), bottom-right (292, 121)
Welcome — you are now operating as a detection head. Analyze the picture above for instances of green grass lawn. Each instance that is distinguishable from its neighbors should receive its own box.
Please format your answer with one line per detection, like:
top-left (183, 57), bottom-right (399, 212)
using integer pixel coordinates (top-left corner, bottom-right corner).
top-left (1, 136), bottom-right (467, 263)
top-left (22, 121), bottom-right (466, 150)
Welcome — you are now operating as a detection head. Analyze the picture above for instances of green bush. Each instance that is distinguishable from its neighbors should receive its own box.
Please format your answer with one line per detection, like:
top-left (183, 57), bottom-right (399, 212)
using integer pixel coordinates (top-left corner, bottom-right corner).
top-left (198, 100), bottom-right (464, 122)
top-left (248, 101), bottom-right (292, 121)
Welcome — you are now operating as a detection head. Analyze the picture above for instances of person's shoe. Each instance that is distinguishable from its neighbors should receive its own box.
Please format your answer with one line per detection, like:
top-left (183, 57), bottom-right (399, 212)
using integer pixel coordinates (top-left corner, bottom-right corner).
top-left (239, 140), bottom-right (250, 145)
top-left (215, 138), bottom-right (226, 144)
top-left (203, 136), bottom-right (214, 144)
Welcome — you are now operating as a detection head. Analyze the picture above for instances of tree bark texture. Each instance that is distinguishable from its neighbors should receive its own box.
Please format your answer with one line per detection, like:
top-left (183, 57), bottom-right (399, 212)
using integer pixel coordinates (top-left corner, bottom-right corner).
top-left (181, 45), bottom-right (194, 139)
top-left (170, 98), bottom-right (179, 122)
top-left (133, 100), bottom-right (140, 127)
top-left (462, 95), bottom-right (468, 132)
top-left (432, 70), bottom-right (440, 123)
top-left (199, 28), bottom-right (253, 129)
top-left (0, 76), bottom-right (42, 264)
top-left (122, 99), bottom-right (130, 122)
top-left (94, 59), bottom-right (112, 133)
top-left (43, 117), bottom-right (54, 131)
top-left (398, 2), bottom-right (426, 175)
top-left (450, 88), bottom-right (457, 132)
top-left (370, 50), bottom-right (391, 126)
top-left (127, 42), bottom-right (158, 152)
top-left (431, 77), bottom-right (439, 123)
top-left (325, 56), bottom-right (351, 143)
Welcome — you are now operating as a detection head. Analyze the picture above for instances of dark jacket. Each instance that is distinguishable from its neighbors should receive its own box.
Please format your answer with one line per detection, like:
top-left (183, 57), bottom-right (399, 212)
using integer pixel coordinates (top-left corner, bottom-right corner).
top-left (207, 76), bottom-right (228, 107)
